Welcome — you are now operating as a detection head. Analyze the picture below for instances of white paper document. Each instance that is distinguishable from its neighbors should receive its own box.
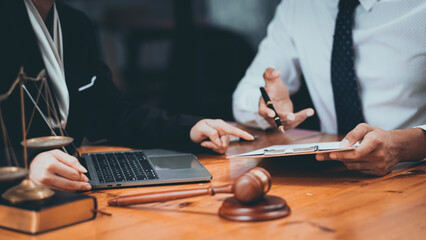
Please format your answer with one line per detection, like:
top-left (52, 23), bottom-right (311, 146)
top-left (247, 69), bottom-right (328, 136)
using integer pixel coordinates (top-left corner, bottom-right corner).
top-left (228, 141), bottom-right (358, 159)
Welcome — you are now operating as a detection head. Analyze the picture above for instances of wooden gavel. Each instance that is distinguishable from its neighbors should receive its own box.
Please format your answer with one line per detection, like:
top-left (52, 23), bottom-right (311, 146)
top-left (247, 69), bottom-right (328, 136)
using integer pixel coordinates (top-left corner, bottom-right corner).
top-left (108, 167), bottom-right (272, 206)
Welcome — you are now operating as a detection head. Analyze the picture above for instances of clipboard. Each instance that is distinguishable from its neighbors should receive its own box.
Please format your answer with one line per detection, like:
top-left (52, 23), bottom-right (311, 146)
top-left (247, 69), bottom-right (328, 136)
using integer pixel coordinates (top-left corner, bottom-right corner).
top-left (227, 141), bottom-right (358, 159)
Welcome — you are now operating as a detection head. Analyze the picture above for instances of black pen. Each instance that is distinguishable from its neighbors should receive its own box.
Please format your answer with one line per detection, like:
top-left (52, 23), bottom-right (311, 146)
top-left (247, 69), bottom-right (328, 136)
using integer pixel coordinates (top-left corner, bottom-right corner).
top-left (260, 87), bottom-right (285, 133)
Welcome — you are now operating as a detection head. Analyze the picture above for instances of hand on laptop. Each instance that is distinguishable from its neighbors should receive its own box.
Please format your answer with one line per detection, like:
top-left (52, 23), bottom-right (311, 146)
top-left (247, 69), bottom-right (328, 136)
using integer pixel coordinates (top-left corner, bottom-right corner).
top-left (190, 119), bottom-right (254, 154)
top-left (259, 68), bottom-right (315, 131)
top-left (29, 149), bottom-right (92, 191)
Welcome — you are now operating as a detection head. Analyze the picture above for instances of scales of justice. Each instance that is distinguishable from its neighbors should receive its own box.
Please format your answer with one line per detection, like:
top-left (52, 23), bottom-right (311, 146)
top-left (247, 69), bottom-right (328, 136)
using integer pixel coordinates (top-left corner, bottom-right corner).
top-left (0, 67), bottom-right (74, 205)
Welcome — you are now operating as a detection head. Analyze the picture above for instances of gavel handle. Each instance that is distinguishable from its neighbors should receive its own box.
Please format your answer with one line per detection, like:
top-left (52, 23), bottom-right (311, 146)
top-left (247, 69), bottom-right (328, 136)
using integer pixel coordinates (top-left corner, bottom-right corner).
top-left (108, 185), bottom-right (233, 206)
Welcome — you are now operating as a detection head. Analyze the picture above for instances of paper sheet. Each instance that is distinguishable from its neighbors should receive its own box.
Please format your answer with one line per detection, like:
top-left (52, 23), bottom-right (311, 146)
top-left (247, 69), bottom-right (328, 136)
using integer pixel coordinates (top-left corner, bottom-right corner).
top-left (228, 141), bottom-right (358, 158)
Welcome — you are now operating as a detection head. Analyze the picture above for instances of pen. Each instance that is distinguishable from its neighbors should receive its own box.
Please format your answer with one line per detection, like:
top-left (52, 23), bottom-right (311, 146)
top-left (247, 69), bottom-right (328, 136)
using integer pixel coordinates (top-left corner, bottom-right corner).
top-left (259, 87), bottom-right (285, 133)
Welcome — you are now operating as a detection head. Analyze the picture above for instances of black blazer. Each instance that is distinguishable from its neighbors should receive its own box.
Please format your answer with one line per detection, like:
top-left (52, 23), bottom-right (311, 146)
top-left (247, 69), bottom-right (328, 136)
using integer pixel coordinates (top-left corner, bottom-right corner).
top-left (0, 0), bottom-right (202, 166)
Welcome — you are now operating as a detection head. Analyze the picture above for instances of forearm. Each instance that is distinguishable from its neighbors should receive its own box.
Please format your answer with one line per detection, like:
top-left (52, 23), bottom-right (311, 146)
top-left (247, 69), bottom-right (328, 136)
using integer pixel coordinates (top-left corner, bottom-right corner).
top-left (392, 128), bottom-right (426, 162)
top-left (84, 62), bottom-right (201, 150)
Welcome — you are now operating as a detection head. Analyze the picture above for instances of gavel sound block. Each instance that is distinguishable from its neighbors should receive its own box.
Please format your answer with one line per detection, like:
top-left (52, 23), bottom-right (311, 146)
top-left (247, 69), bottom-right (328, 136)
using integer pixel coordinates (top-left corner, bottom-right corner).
top-left (108, 167), bottom-right (290, 222)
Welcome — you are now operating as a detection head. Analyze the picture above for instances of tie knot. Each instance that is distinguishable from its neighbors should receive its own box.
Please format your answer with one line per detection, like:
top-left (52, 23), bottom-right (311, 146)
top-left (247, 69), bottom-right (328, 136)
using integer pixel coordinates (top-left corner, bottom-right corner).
top-left (339, 0), bottom-right (360, 12)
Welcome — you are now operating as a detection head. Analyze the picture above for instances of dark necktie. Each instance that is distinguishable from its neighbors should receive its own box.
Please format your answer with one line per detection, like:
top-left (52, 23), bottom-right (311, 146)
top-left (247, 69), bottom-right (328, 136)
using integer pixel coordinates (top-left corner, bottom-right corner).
top-left (331, 0), bottom-right (365, 134)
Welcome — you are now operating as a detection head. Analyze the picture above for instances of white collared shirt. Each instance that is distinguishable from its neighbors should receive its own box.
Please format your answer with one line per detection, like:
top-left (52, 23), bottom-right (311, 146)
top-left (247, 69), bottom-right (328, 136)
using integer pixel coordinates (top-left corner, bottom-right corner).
top-left (232, 0), bottom-right (426, 134)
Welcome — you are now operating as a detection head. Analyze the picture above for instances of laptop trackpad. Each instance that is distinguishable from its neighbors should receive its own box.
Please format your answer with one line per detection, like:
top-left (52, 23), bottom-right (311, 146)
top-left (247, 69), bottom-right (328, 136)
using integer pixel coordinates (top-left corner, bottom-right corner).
top-left (149, 154), bottom-right (202, 171)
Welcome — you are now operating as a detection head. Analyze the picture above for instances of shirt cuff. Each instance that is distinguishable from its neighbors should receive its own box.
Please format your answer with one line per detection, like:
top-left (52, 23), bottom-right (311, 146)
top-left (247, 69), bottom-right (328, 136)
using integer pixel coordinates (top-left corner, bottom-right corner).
top-left (414, 125), bottom-right (426, 132)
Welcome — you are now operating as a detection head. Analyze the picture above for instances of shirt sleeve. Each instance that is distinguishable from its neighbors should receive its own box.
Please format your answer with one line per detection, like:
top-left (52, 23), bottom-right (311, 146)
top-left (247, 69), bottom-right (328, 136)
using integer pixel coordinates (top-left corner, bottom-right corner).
top-left (415, 125), bottom-right (426, 132)
top-left (75, 12), bottom-right (203, 152)
top-left (232, 0), bottom-right (301, 129)
top-left (85, 62), bottom-right (202, 151)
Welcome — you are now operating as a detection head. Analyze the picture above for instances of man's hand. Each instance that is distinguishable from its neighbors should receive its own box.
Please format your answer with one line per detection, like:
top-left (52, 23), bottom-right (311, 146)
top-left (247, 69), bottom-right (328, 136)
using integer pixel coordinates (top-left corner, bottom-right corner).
top-left (29, 149), bottom-right (92, 191)
top-left (259, 68), bottom-right (315, 131)
top-left (190, 119), bottom-right (254, 154)
top-left (316, 123), bottom-right (426, 176)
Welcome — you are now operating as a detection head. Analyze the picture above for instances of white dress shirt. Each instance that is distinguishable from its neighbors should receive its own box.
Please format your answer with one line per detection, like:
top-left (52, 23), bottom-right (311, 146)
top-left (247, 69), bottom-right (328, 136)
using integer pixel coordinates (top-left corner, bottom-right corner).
top-left (232, 0), bottom-right (426, 134)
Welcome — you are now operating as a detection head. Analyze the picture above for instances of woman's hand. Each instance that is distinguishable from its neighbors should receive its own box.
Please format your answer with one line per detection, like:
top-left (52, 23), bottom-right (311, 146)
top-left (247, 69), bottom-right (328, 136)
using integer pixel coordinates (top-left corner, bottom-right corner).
top-left (190, 119), bottom-right (254, 154)
top-left (29, 149), bottom-right (92, 191)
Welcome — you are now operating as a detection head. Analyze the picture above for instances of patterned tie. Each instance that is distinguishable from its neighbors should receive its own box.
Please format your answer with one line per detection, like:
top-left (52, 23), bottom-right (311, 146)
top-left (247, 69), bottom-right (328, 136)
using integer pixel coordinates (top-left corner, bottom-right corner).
top-left (331, 0), bottom-right (365, 134)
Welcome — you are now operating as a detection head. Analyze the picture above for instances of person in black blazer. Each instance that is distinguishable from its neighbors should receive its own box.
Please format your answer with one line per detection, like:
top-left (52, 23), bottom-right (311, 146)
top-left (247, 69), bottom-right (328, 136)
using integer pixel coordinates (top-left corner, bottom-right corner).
top-left (0, 0), bottom-right (253, 191)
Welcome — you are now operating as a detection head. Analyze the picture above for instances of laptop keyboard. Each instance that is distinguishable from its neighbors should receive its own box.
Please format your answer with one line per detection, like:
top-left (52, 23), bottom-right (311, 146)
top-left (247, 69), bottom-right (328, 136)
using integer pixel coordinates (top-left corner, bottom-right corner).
top-left (90, 151), bottom-right (158, 183)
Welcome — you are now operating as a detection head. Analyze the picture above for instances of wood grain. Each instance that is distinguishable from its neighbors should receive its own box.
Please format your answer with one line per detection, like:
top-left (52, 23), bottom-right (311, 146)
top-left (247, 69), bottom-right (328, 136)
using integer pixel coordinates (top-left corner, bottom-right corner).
top-left (1, 128), bottom-right (424, 240)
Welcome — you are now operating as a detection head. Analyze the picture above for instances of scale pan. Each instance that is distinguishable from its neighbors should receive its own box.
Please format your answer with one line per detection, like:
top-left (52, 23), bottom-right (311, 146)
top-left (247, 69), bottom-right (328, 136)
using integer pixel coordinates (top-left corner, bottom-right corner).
top-left (21, 136), bottom-right (74, 149)
top-left (0, 167), bottom-right (28, 182)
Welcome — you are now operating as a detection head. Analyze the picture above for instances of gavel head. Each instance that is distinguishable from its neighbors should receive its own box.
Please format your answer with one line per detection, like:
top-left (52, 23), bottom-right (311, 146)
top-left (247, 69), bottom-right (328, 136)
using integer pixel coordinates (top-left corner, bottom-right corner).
top-left (232, 167), bottom-right (271, 204)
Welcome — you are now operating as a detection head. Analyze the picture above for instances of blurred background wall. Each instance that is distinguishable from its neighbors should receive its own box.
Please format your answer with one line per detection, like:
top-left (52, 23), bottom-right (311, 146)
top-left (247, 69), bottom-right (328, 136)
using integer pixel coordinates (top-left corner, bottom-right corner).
top-left (62, 0), bottom-right (282, 122)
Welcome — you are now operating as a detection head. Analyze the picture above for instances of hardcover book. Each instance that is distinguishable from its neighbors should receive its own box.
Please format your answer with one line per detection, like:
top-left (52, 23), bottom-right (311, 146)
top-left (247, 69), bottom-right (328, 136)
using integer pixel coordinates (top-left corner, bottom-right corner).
top-left (0, 190), bottom-right (97, 234)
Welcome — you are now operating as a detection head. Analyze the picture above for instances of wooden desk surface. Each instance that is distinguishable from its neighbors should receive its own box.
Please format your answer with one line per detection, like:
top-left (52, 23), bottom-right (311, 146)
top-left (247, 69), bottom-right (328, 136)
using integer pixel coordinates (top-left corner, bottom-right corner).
top-left (1, 128), bottom-right (425, 240)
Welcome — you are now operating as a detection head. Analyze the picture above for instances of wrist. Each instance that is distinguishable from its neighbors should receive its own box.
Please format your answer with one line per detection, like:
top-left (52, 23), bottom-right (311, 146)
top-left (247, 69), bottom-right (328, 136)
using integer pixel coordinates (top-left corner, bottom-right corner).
top-left (391, 128), bottom-right (426, 162)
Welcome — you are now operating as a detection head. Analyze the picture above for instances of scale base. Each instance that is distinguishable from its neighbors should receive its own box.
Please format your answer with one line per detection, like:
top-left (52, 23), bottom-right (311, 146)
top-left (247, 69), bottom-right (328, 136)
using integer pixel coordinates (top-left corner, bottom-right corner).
top-left (2, 179), bottom-right (55, 207)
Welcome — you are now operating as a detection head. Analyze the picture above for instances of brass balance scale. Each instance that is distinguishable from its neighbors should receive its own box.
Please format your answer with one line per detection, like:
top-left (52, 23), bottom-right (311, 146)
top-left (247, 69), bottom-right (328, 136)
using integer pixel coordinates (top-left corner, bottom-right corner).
top-left (0, 67), bottom-right (74, 205)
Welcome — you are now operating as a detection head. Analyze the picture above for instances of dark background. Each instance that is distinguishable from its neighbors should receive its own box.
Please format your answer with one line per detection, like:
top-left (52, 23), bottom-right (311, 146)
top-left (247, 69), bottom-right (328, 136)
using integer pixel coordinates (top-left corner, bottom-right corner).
top-left (64, 0), bottom-right (319, 130)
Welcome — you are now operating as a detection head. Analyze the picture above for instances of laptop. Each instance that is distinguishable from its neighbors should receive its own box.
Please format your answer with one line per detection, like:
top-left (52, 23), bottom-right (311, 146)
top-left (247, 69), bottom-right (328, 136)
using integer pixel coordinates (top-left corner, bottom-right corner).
top-left (79, 149), bottom-right (212, 189)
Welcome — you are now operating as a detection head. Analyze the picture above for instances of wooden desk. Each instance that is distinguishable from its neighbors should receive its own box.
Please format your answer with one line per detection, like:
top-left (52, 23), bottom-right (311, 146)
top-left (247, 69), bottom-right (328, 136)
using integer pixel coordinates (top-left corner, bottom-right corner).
top-left (1, 129), bottom-right (425, 240)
